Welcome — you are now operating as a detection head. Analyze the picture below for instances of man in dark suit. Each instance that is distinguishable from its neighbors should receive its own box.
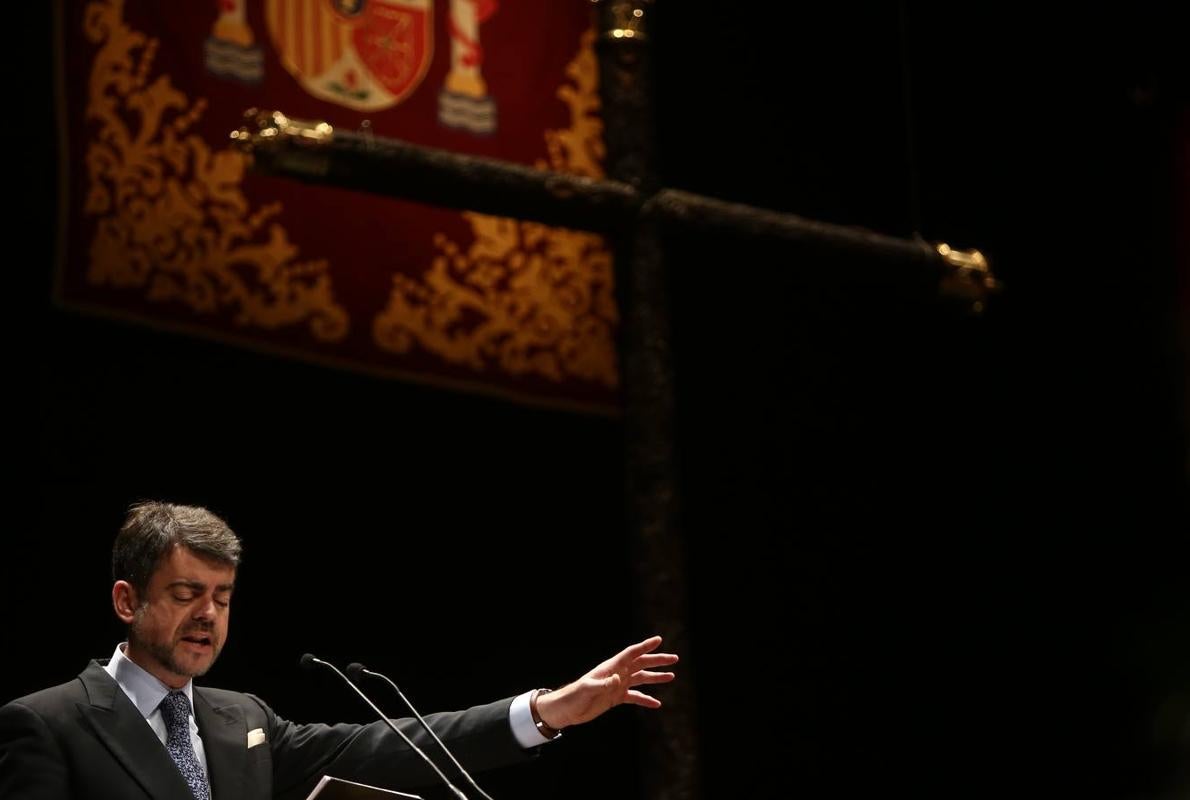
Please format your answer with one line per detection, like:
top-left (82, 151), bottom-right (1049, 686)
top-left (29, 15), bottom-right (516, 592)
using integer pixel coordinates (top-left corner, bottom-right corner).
top-left (0, 501), bottom-right (678, 800)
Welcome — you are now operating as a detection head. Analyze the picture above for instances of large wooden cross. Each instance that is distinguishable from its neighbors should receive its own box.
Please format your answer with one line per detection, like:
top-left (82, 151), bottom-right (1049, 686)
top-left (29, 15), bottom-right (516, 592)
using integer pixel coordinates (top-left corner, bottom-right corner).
top-left (231, 4), bottom-right (997, 798)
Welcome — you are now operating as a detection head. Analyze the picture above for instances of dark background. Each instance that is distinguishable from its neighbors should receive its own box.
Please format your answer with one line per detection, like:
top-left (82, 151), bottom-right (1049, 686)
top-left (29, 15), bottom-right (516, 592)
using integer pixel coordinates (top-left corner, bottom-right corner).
top-left (6, 3), bottom-right (1188, 799)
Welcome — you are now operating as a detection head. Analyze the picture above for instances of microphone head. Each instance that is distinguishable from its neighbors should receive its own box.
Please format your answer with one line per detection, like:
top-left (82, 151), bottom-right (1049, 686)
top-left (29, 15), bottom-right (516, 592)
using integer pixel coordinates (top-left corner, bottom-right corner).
top-left (345, 662), bottom-right (365, 682)
top-left (299, 653), bottom-right (319, 671)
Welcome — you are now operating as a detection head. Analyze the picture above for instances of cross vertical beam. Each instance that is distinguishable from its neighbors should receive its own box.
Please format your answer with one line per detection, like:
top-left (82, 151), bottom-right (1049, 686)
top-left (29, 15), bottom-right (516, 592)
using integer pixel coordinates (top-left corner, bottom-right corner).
top-left (595, 4), bottom-right (700, 800)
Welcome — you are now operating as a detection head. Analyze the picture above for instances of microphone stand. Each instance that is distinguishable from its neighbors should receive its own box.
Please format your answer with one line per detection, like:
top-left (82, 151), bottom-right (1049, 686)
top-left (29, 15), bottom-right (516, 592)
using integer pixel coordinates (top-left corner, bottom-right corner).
top-left (301, 654), bottom-right (470, 800)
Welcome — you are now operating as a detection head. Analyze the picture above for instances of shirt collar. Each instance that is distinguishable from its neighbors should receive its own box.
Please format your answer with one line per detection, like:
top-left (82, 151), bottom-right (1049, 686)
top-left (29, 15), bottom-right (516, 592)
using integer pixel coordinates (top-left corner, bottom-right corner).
top-left (104, 642), bottom-right (194, 720)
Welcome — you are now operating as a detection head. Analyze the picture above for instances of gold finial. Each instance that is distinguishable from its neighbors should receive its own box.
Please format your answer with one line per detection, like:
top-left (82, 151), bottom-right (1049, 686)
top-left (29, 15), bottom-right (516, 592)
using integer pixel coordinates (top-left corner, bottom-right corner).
top-left (935, 242), bottom-right (999, 314)
top-left (230, 109), bottom-right (334, 153)
top-left (593, 0), bottom-right (652, 42)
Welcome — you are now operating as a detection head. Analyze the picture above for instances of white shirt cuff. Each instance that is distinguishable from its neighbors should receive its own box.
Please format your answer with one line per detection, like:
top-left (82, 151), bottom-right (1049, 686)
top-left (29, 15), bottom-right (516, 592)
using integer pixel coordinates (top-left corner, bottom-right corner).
top-left (509, 690), bottom-right (556, 748)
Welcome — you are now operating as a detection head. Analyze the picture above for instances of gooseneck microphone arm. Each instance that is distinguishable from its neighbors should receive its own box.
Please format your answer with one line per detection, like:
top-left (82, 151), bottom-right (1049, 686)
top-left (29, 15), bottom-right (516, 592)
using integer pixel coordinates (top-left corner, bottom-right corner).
top-left (347, 663), bottom-right (497, 800)
top-left (300, 654), bottom-right (470, 800)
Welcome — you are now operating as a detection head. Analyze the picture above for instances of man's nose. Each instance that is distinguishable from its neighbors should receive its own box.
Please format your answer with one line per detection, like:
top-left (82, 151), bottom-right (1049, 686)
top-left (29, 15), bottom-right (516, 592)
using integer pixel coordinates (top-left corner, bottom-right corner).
top-left (192, 598), bottom-right (216, 621)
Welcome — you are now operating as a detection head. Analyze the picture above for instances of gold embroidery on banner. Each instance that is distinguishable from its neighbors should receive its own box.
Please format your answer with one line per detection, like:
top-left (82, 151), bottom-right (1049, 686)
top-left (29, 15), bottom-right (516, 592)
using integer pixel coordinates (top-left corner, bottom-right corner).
top-left (372, 29), bottom-right (618, 388)
top-left (82, 0), bottom-right (348, 341)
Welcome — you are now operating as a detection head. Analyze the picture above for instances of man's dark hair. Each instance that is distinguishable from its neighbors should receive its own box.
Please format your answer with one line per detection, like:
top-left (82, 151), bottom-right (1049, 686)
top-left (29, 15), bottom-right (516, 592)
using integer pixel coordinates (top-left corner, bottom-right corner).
top-left (112, 501), bottom-right (242, 595)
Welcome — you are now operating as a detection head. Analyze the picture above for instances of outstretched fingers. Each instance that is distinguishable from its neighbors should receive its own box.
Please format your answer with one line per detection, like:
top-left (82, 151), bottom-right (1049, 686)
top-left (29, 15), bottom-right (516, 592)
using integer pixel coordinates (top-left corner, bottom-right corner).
top-left (632, 652), bottom-right (679, 669)
top-left (623, 689), bottom-right (663, 709)
top-left (618, 635), bottom-right (664, 662)
top-left (628, 670), bottom-right (675, 686)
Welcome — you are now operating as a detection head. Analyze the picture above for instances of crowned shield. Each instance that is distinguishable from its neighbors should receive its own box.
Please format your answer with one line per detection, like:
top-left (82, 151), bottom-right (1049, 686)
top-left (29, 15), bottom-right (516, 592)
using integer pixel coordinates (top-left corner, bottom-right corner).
top-left (266, 0), bottom-right (433, 111)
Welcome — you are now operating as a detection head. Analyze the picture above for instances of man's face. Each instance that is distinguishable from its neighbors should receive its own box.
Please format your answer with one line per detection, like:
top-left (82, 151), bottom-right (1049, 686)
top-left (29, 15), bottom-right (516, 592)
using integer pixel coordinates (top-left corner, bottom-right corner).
top-left (121, 545), bottom-right (235, 688)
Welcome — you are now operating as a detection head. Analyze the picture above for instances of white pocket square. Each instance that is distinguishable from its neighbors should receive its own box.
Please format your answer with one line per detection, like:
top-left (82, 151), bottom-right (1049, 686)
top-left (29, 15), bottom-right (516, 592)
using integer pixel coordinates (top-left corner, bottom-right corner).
top-left (247, 728), bottom-right (266, 749)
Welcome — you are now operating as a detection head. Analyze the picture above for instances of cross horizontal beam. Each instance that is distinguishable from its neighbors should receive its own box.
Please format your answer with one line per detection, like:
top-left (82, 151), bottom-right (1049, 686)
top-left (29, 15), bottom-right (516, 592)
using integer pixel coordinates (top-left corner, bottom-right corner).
top-left (232, 110), bottom-right (998, 312)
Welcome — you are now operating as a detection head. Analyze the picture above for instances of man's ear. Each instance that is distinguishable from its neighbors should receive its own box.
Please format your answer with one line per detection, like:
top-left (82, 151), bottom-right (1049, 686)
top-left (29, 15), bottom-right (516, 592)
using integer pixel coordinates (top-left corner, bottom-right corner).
top-left (112, 581), bottom-right (140, 624)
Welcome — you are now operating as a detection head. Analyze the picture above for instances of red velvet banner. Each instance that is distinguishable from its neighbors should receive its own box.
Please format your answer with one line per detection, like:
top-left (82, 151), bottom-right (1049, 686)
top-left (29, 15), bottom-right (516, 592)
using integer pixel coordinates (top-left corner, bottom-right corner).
top-left (55, 0), bottom-right (617, 413)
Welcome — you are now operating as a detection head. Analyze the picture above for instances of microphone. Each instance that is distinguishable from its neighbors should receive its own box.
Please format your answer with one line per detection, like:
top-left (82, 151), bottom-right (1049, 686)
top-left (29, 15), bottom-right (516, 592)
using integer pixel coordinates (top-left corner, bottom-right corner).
top-left (300, 654), bottom-right (470, 800)
top-left (346, 663), bottom-right (496, 800)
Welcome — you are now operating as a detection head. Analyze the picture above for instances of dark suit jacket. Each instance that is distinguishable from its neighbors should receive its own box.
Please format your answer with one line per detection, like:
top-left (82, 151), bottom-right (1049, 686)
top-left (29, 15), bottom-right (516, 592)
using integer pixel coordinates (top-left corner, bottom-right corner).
top-left (0, 661), bottom-right (533, 800)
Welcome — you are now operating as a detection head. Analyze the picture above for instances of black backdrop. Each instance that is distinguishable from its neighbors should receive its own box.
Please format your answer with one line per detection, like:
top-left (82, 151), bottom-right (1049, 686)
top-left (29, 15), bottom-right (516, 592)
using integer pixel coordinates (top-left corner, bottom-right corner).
top-left (6, 3), bottom-right (1188, 799)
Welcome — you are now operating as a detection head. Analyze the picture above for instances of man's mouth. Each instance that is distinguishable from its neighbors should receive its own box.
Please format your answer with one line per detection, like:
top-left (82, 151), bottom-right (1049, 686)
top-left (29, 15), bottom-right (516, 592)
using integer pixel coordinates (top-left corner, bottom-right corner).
top-left (180, 633), bottom-right (213, 648)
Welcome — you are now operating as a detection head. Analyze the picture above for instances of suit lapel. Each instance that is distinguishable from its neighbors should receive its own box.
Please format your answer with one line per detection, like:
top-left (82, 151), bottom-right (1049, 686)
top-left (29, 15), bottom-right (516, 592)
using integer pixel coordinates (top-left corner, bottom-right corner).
top-left (77, 661), bottom-right (194, 800)
top-left (194, 688), bottom-right (248, 800)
